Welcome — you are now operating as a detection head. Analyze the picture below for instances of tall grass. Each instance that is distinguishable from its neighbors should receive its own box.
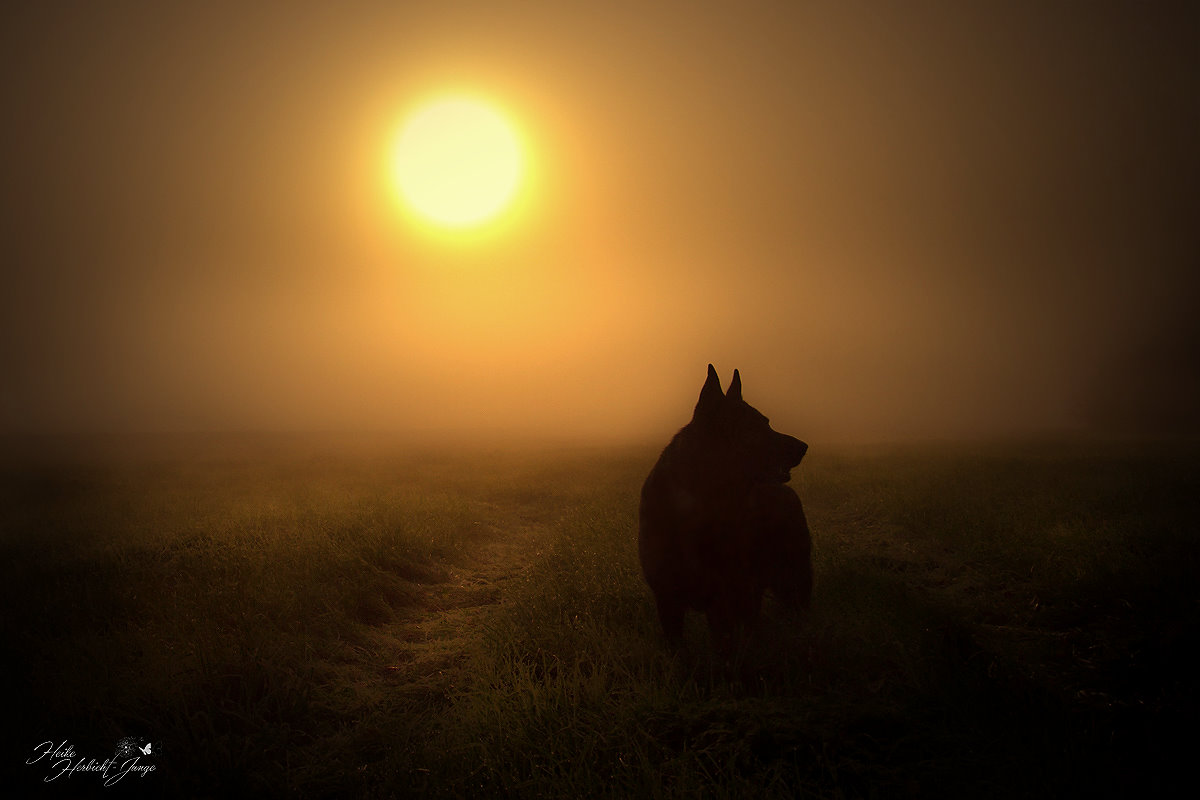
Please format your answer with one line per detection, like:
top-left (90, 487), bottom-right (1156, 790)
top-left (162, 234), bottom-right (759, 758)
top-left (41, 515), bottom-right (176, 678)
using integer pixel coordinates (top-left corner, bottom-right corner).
top-left (3, 437), bottom-right (1196, 797)
top-left (384, 441), bottom-right (1199, 798)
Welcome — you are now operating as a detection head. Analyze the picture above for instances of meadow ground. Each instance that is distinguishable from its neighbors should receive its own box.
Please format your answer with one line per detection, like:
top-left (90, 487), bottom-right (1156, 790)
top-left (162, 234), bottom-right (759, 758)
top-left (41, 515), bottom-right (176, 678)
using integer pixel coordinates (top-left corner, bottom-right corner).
top-left (2, 435), bottom-right (1196, 798)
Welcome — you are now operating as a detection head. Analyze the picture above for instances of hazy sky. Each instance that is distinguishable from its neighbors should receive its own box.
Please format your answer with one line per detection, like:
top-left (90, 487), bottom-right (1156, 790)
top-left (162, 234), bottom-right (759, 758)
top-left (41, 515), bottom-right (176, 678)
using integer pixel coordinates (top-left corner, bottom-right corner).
top-left (2, 1), bottom-right (1196, 443)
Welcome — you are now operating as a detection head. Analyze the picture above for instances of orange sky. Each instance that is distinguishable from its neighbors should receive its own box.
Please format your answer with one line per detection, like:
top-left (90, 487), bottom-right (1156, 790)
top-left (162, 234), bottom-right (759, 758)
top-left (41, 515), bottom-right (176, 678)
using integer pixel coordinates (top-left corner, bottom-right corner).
top-left (1, 1), bottom-right (1196, 443)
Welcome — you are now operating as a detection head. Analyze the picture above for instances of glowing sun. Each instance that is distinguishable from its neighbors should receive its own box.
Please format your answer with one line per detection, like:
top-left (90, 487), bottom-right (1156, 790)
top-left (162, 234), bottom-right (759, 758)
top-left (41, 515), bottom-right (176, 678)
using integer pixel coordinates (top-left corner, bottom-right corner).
top-left (392, 95), bottom-right (524, 230)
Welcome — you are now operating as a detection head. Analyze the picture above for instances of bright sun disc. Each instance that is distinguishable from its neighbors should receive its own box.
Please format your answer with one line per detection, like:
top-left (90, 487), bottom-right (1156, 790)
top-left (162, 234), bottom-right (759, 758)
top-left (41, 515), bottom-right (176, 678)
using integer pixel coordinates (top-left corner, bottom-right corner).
top-left (392, 96), bottom-right (523, 230)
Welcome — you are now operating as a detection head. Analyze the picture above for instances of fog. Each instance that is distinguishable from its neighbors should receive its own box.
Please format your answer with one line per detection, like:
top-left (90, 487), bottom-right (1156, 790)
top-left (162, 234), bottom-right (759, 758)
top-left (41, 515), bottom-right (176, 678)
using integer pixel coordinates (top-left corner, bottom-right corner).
top-left (2, 1), bottom-right (1196, 445)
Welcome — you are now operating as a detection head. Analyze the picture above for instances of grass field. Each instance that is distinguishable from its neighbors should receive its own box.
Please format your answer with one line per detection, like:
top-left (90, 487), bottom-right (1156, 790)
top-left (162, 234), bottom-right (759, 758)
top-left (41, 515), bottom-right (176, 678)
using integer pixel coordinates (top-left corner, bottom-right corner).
top-left (3, 435), bottom-right (1197, 797)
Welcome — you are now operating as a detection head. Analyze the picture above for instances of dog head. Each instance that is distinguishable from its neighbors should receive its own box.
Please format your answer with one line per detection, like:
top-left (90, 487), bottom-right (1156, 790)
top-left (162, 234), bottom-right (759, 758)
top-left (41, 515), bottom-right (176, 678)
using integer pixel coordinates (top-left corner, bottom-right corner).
top-left (691, 364), bottom-right (808, 484)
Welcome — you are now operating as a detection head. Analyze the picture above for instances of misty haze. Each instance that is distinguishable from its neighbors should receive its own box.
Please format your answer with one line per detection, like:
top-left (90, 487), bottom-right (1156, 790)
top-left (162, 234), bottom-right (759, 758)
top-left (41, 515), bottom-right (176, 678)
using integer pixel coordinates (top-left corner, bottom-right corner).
top-left (3, 1), bottom-right (1197, 797)
top-left (3, 2), bottom-right (1196, 443)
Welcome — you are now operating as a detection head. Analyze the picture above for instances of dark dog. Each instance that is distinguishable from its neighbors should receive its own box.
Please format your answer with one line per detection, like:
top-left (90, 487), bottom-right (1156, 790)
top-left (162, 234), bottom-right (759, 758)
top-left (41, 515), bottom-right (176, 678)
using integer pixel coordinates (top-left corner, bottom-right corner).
top-left (638, 364), bottom-right (812, 649)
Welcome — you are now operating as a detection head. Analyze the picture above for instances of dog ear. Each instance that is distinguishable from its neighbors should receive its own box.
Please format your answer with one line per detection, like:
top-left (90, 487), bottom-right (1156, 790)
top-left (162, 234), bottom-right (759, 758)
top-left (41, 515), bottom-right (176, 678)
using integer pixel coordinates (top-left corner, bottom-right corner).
top-left (726, 369), bottom-right (742, 402)
top-left (693, 363), bottom-right (724, 421)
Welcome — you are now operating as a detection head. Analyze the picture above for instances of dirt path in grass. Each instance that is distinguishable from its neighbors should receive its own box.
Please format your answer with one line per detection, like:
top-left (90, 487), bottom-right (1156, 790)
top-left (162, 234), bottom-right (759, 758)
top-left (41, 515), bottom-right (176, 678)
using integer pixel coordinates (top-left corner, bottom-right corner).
top-left (363, 515), bottom-right (553, 697)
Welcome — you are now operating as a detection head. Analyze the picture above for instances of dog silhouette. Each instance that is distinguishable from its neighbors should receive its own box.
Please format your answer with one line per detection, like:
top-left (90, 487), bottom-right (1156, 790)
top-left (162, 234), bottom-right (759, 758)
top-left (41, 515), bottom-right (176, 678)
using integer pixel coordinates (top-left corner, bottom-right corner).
top-left (639, 365), bottom-right (812, 650)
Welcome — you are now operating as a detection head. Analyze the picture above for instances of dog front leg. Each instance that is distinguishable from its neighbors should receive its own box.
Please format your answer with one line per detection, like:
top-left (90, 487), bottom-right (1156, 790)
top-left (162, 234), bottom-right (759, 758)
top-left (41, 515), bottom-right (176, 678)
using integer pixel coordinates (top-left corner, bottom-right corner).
top-left (654, 594), bottom-right (686, 649)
